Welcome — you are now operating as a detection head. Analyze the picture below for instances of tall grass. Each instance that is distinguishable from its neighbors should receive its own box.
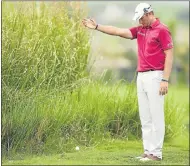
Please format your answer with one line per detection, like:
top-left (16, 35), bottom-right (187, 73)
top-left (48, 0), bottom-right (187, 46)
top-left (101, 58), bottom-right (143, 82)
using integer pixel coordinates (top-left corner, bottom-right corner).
top-left (2, 1), bottom-right (90, 156)
top-left (2, 80), bottom-right (187, 156)
top-left (2, 1), bottom-right (90, 90)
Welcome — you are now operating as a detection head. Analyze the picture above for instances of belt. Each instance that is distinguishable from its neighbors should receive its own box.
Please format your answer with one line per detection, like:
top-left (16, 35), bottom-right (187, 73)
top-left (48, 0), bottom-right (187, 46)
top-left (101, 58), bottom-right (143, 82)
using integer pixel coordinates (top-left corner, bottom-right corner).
top-left (138, 69), bottom-right (155, 73)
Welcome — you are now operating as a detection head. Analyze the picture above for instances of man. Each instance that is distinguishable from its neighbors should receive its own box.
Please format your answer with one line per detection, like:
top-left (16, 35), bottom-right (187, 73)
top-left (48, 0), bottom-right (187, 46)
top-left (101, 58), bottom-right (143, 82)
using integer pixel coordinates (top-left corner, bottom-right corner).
top-left (82, 2), bottom-right (173, 161)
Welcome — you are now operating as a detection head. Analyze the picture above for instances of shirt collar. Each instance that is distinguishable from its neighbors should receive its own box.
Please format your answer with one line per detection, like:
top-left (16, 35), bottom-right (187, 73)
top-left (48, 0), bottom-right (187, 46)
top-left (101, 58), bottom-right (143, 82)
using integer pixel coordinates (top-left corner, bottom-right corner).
top-left (150, 18), bottom-right (160, 28)
top-left (142, 18), bottom-right (160, 29)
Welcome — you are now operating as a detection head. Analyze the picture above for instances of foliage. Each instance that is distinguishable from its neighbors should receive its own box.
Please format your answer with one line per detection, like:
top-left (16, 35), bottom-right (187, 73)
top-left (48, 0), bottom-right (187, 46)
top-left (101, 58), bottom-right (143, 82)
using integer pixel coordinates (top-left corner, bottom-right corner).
top-left (2, 1), bottom-right (90, 90)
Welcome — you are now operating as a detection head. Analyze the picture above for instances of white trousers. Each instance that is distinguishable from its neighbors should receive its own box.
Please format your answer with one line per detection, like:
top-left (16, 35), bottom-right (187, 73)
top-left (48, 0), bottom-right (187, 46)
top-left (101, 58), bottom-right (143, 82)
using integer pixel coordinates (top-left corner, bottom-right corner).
top-left (137, 70), bottom-right (165, 159)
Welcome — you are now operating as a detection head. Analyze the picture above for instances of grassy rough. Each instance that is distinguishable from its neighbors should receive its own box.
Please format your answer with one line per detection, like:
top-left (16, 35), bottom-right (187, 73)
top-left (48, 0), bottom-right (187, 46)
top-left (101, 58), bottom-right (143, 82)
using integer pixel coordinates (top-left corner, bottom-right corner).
top-left (2, 81), bottom-right (188, 156)
top-left (2, 140), bottom-right (189, 165)
top-left (2, 1), bottom-right (90, 90)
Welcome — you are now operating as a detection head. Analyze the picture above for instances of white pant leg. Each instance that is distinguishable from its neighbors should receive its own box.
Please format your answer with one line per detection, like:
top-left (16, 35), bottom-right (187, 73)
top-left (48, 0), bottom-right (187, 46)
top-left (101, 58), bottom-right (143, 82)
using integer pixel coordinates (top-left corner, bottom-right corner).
top-left (144, 71), bottom-right (165, 159)
top-left (137, 72), bottom-right (152, 155)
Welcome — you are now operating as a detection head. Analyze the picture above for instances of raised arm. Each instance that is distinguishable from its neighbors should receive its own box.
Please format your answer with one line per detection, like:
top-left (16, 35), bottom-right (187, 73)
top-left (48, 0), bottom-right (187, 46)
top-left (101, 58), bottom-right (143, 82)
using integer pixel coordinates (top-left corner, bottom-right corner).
top-left (82, 18), bottom-right (133, 39)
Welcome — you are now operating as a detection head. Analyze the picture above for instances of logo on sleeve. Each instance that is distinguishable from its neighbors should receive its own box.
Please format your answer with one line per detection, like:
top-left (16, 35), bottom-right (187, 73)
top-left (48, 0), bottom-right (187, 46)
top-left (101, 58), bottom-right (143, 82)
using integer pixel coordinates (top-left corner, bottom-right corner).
top-left (167, 43), bottom-right (173, 47)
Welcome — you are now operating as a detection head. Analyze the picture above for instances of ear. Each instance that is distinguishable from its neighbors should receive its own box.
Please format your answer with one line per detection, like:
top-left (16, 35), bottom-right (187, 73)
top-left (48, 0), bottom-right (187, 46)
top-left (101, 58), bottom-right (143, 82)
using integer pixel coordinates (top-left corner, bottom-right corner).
top-left (148, 12), bottom-right (153, 16)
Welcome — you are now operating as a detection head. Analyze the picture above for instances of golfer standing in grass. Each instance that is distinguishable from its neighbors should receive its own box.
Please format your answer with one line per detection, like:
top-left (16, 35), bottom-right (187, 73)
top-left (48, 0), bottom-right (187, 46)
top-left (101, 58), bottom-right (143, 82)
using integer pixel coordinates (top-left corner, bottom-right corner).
top-left (82, 3), bottom-right (173, 161)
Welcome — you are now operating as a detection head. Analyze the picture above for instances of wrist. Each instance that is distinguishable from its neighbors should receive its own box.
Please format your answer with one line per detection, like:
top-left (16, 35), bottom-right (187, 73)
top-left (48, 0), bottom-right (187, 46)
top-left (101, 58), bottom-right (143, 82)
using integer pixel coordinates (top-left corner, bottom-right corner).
top-left (95, 24), bottom-right (98, 30)
top-left (161, 78), bottom-right (169, 82)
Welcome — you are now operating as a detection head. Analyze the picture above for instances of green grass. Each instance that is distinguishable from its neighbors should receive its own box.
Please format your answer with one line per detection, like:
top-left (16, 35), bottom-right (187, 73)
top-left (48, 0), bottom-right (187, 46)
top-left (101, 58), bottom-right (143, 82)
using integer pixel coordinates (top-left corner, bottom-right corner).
top-left (2, 1), bottom-right (90, 90)
top-left (169, 85), bottom-right (189, 106)
top-left (167, 85), bottom-right (189, 125)
top-left (2, 1), bottom-right (91, 156)
top-left (2, 81), bottom-right (189, 158)
top-left (2, 140), bottom-right (189, 165)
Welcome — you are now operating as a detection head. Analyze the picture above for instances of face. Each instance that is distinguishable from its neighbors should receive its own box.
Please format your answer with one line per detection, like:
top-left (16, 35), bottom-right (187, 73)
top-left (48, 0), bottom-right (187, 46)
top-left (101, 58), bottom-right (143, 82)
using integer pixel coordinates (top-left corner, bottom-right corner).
top-left (139, 14), bottom-right (150, 26)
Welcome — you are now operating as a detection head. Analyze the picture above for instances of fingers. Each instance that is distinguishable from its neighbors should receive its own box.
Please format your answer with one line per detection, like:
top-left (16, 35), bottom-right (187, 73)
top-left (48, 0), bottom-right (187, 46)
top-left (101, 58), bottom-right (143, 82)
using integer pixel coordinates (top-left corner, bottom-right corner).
top-left (82, 18), bottom-right (89, 22)
top-left (82, 19), bottom-right (88, 24)
top-left (159, 86), bottom-right (168, 95)
top-left (90, 18), bottom-right (95, 23)
top-left (82, 19), bottom-right (88, 27)
top-left (81, 22), bottom-right (86, 27)
top-left (82, 18), bottom-right (96, 29)
top-left (159, 81), bottom-right (169, 96)
top-left (82, 18), bottom-right (95, 24)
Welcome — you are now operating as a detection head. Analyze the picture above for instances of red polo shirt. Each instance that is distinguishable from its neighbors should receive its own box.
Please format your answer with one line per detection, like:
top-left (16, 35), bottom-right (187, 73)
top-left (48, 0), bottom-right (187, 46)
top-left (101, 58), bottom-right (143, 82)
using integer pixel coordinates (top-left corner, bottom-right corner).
top-left (129, 18), bottom-right (173, 72)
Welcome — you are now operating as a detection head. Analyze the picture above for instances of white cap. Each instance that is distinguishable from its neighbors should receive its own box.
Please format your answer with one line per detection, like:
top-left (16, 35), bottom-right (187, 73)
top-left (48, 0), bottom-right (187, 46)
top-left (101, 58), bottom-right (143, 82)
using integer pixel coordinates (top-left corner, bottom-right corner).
top-left (132, 3), bottom-right (153, 21)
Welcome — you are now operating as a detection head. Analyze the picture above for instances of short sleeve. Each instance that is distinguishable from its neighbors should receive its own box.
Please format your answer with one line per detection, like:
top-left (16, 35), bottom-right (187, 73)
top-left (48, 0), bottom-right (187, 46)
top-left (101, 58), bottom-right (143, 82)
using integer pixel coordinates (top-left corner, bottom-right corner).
top-left (129, 27), bottom-right (138, 39)
top-left (158, 27), bottom-right (174, 50)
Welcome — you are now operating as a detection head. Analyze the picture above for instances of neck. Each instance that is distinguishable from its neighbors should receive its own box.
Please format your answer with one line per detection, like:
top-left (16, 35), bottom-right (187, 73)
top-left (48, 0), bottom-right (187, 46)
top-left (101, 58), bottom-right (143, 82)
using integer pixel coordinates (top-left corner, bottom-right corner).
top-left (149, 17), bottom-right (156, 26)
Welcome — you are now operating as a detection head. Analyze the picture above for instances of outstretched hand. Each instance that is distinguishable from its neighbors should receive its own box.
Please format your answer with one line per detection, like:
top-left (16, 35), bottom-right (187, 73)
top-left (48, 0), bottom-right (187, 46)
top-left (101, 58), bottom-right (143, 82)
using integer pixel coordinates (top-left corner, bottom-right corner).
top-left (82, 18), bottom-right (97, 29)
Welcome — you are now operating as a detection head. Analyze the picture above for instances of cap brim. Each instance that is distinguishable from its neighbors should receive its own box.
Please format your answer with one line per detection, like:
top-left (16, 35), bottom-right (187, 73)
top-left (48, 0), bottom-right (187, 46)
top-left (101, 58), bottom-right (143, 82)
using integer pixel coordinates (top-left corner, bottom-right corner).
top-left (132, 13), bottom-right (142, 21)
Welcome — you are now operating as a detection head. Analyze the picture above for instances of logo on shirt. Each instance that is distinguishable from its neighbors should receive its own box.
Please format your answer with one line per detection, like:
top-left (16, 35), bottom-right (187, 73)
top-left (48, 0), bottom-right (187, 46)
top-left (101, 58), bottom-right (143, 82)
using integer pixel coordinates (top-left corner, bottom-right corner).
top-left (167, 43), bottom-right (173, 47)
top-left (137, 32), bottom-right (145, 36)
